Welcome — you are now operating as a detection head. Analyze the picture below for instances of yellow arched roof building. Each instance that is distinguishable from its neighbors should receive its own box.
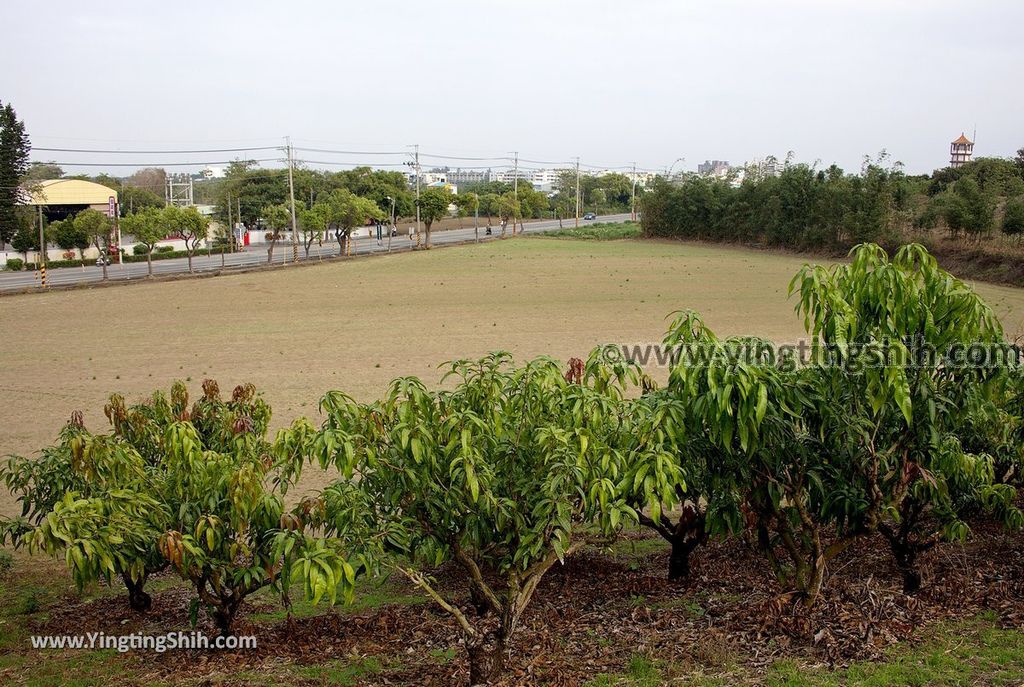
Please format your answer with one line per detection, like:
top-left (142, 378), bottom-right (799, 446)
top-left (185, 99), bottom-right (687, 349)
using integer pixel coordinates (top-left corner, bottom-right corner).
top-left (26, 179), bottom-right (117, 208)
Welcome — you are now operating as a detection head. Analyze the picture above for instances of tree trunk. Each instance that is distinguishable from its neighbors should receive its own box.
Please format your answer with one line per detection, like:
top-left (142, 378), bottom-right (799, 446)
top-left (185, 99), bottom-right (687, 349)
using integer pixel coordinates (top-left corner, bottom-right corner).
top-left (122, 573), bottom-right (152, 612)
top-left (147, 251), bottom-right (153, 277)
top-left (187, 250), bottom-right (194, 273)
top-left (888, 538), bottom-right (922, 594)
top-left (664, 506), bottom-right (707, 582)
top-left (467, 634), bottom-right (505, 686)
top-left (212, 596), bottom-right (242, 637)
top-left (801, 556), bottom-right (827, 608)
top-left (468, 584), bottom-right (491, 617)
top-left (880, 517), bottom-right (926, 595)
top-left (668, 532), bottom-right (701, 581)
top-left (900, 561), bottom-right (922, 594)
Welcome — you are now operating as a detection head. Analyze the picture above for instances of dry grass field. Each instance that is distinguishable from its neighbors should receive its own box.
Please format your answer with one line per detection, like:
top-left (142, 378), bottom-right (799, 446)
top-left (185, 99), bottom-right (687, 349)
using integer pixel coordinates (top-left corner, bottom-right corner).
top-left (2, 236), bottom-right (1023, 517)
top-left (4, 235), bottom-right (1024, 686)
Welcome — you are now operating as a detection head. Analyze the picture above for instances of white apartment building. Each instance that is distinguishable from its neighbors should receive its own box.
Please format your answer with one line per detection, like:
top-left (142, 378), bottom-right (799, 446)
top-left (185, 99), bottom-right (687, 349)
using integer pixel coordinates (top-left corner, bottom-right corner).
top-left (492, 168), bottom-right (532, 183)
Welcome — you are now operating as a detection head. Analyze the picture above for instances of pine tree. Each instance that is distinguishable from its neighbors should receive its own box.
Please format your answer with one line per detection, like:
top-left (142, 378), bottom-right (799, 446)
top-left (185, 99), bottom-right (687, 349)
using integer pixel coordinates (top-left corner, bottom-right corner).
top-left (0, 101), bottom-right (31, 247)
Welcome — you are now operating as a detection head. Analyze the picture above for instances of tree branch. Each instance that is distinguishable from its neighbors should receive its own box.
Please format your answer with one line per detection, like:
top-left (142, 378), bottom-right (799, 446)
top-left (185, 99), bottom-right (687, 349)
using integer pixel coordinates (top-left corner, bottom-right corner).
top-left (452, 540), bottom-right (504, 616)
top-left (636, 511), bottom-right (675, 542)
top-left (398, 566), bottom-right (478, 639)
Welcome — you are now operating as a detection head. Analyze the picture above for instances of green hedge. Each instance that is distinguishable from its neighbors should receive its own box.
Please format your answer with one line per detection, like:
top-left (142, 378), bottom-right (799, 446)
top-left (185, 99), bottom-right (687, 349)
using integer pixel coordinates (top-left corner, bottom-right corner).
top-left (125, 247), bottom-right (240, 263)
top-left (46, 258), bottom-right (91, 268)
top-left (12, 248), bottom-right (243, 270)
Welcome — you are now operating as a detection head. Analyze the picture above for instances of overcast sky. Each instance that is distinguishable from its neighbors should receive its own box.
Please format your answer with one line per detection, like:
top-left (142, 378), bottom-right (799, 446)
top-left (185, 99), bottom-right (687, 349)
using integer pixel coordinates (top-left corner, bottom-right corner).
top-left (2, 0), bottom-right (1021, 175)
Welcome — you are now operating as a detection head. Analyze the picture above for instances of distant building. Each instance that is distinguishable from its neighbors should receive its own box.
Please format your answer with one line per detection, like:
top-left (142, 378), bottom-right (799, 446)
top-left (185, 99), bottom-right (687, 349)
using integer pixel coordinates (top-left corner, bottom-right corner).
top-left (631, 172), bottom-right (659, 188)
top-left (530, 169), bottom-right (562, 187)
top-left (493, 169), bottom-right (532, 184)
top-left (408, 170), bottom-right (448, 187)
top-left (747, 157), bottom-right (783, 179)
top-left (446, 168), bottom-right (492, 185)
top-left (200, 166), bottom-right (225, 179)
top-left (950, 133), bottom-right (974, 168)
top-left (426, 180), bottom-right (457, 195)
top-left (22, 179), bottom-right (118, 221)
top-left (698, 160), bottom-right (731, 176)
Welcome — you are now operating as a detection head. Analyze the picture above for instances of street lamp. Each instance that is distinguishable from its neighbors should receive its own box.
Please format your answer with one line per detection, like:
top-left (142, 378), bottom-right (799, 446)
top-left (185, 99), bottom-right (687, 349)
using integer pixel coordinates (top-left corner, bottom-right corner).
top-left (665, 157), bottom-right (686, 182)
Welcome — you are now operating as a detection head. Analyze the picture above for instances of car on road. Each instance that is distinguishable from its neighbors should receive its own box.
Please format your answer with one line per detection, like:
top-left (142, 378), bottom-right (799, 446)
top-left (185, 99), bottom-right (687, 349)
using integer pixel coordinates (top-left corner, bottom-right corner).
top-left (583, 212), bottom-right (597, 220)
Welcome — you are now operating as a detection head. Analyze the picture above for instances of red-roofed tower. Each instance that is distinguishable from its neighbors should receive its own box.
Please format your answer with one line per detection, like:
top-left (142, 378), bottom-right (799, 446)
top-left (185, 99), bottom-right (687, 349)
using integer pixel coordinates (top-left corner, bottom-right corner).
top-left (950, 133), bottom-right (974, 168)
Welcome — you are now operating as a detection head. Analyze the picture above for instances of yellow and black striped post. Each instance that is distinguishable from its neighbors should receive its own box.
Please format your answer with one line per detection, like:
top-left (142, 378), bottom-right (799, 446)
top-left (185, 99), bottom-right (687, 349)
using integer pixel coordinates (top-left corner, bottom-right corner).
top-left (39, 264), bottom-right (47, 288)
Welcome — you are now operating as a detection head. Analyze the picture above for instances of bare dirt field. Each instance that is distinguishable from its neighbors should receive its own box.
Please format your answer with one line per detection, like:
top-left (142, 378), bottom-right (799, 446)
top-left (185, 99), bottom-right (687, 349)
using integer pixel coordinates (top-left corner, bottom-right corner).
top-left (2, 236), bottom-right (1023, 517)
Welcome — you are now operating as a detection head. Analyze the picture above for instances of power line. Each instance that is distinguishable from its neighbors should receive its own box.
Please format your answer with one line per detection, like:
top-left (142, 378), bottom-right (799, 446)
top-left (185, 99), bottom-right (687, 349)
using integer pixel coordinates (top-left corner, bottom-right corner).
top-left (420, 152), bottom-right (511, 162)
top-left (292, 146), bottom-right (407, 156)
top-left (34, 146), bottom-right (280, 154)
top-left (518, 157), bottom-right (573, 166)
top-left (294, 159), bottom-right (409, 168)
top-left (41, 158), bottom-right (282, 167)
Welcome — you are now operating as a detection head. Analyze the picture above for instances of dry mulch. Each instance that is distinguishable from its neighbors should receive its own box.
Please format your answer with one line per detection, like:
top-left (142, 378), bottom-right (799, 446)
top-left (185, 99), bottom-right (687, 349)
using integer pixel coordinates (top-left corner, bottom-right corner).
top-left (26, 522), bottom-right (1024, 686)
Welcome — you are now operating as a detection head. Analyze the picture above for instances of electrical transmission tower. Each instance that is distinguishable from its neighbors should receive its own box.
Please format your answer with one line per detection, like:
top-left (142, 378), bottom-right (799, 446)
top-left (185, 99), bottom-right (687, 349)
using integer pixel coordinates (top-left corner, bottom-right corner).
top-left (165, 173), bottom-right (194, 207)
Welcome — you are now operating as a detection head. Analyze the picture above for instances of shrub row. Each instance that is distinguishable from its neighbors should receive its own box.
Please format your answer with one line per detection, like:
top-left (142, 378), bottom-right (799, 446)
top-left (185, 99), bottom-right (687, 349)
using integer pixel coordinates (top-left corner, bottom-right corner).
top-left (4, 246), bottom-right (240, 271)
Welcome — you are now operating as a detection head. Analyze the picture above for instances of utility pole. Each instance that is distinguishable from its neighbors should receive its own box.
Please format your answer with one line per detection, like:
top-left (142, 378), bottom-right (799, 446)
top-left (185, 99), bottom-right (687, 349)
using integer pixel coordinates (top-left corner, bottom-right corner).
top-left (286, 136), bottom-right (298, 262)
top-left (226, 192), bottom-right (232, 252)
top-left (37, 205), bottom-right (45, 268)
top-left (387, 195), bottom-right (396, 253)
top-left (225, 194), bottom-right (231, 268)
top-left (511, 151), bottom-right (519, 236)
top-left (574, 157), bottom-right (581, 228)
top-left (114, 202), bottom-right (121, 266)
top-left (630, 162), bottom-right (638, 221)
top-left (414, 144), bottom-right (421, 248)
top-left (402, 145), bottom-right (423, 247)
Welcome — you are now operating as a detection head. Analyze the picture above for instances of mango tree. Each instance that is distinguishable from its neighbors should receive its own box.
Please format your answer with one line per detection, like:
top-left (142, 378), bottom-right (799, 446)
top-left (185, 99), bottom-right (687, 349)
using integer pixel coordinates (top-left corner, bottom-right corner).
top-left (618, 312), bottom-right (754, 581)
top-left (0, 379), bottom-right (350, 626)
top-left (129, 379), bottom-right (355, 634)
top-left (655, 315), bottom-right (852, 603)
top-left (283, 354), bottom-right (633, 684)
top-left (0, 412), bottom-right (170, 610)
top-left (156, 418), bottom-right (356, 635)
top-left (790, 243), bottom-right (1021, 593)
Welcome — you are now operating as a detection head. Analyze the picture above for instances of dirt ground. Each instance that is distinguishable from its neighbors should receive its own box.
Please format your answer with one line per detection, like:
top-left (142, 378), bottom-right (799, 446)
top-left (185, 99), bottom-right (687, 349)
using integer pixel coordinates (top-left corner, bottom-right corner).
top-left (2, 236), bottom-right (1023, 517)
top-left (4, 519), bottom-right (1023, 686)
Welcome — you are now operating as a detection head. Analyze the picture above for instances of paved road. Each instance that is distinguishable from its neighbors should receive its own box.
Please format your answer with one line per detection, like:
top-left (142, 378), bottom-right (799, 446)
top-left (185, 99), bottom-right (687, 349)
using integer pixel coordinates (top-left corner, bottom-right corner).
top-left (0, 214), bottom-right (634, 293)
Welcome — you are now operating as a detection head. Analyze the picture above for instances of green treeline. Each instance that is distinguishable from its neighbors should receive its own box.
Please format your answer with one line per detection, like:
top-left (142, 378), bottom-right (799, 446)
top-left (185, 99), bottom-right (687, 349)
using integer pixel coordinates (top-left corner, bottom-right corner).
top-left (641, 152), bottom-right (1024, 250)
